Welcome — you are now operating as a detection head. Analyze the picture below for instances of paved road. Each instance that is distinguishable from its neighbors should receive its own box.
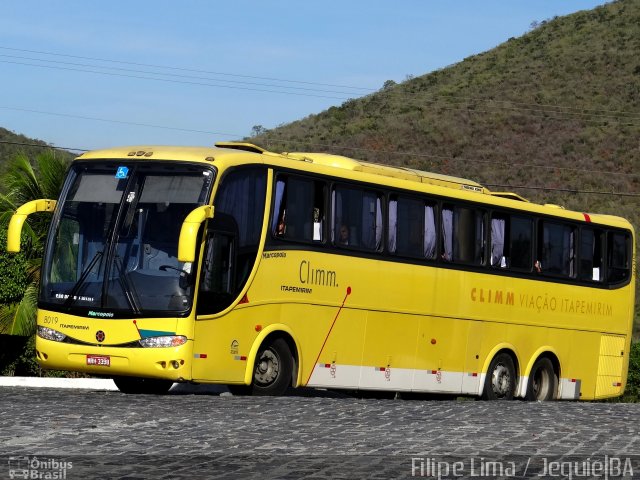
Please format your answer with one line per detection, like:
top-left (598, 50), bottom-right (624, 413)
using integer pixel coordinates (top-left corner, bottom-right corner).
top-left (1, 386), bottom-right (639, 479)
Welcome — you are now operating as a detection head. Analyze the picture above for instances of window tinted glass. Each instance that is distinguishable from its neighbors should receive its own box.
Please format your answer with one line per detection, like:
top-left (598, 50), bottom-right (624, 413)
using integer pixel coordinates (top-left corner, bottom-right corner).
top-left (442, 205), bottom-right (485, 264)
top-left (607, 232), bottom-right (629, 283)
top-left (578, 228), bottom-right (604, 281)
top-left (333, 186), bottom-right (382, 251)
top-left (389, 196), bottom-right (434, 258)
top-left (215, 169), bottom-right (267, 248)
top-left (272, 176), bottom-right (325, 242)
top-left (198, 167), bottom-right (267, 315)
top-left (538, 222), bottom-right (575, 276)
top-left (509, 216), bottom-right (533, 270)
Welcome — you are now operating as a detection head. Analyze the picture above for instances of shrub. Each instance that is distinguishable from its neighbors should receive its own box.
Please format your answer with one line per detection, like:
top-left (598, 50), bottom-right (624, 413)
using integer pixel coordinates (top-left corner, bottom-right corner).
top-left (621, 341), bottom-right (640, 402)
top-left (0, 229), bottom-right (29, 304)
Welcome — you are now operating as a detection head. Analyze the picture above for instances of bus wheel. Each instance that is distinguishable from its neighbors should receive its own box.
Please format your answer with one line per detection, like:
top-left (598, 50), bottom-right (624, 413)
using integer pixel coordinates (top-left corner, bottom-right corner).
top-left (251, 338), bottom-right (293, 396)
top-left (113, 376), bottom-right (173, 395)
top-left (482, 353), bottom-right (516, 400)
top-left (525, 358), bottom-right (558, 401)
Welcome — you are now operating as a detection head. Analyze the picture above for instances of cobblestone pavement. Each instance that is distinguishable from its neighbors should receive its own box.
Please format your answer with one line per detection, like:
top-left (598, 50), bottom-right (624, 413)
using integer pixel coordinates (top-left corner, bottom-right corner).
top-left (1, 386), bottom-right (639, 479)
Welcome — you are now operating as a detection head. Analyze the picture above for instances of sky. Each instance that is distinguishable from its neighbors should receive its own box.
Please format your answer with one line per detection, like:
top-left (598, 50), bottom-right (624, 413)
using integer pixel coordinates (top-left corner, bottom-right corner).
top-left (0, 1), bottom-right (609, 152)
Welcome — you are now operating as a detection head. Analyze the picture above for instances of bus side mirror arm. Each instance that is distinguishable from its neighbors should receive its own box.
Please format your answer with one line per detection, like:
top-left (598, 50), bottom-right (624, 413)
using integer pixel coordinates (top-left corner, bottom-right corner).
top-left (178, 205), bottom-right (214, 262)
top-left (7, 199), bottom-right (57, 252)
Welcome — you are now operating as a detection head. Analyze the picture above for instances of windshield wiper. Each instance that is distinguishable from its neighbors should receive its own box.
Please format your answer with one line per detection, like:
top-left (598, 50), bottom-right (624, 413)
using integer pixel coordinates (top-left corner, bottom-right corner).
top-left (112, 255), bottom-right (142, 315)
top-left (62, 251), bottom-right (103, 309)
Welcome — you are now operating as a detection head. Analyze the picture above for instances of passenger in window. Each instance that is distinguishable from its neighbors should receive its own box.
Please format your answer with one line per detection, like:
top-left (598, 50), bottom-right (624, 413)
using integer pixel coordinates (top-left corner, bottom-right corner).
top-left (338, 224), bottom-right (350, 246)
top-left (276, 211), bottom-right (286, 236)
top-left (534, 260), bottom-right (542, 273)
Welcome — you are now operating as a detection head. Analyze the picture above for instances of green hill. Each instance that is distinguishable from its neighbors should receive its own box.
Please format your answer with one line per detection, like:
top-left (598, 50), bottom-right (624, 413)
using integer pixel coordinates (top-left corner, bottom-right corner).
top-left (0, 127), bottom-right (74, 188)
top-left (251, 0), bottom-right (640, 331)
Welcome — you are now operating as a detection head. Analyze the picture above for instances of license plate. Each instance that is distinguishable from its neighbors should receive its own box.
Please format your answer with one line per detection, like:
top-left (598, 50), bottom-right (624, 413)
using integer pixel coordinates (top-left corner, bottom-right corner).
top-left (86, 355), bottom-right (110, 367)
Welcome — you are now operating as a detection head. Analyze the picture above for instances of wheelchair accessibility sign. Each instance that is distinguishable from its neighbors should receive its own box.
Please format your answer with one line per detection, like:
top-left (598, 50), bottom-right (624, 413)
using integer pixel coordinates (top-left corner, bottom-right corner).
top-left (115, 166), bottom-right (129, 179)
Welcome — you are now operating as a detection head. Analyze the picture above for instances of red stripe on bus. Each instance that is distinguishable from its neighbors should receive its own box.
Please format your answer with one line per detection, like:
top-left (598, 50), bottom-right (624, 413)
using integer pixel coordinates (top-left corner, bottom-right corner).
top-left (306, 287), bottom-right (352, 385)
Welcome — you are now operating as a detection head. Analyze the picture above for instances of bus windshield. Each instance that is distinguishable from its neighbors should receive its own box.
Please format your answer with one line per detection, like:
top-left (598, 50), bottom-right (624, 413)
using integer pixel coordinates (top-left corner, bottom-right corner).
top-left (40, 161), bottom-right (214, 317)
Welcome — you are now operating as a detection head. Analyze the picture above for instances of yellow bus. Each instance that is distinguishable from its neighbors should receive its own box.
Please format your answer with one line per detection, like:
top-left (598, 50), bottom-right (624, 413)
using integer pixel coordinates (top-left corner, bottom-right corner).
top-left (7, 142), bottom-right (636, 400)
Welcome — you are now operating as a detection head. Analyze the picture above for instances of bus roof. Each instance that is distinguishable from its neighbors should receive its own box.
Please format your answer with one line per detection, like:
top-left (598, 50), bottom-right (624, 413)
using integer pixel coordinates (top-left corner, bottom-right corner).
top-left (76, 142), bottom-right (633, 230)
top-left (79, 143), bottom-right (491, 193)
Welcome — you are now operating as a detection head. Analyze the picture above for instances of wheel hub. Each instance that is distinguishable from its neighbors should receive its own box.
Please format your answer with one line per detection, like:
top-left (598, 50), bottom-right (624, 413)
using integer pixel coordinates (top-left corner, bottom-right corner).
top-left (491, 363), bottom-right (511, 397)
top-left (532, 368), bottom-right (549, 400)
top-left (254, 349), bottom-right (280, 386)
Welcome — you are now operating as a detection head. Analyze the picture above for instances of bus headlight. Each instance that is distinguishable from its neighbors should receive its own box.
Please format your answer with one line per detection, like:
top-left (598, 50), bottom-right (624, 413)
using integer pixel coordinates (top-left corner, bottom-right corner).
top-left (37, 326), bottom-right (66, 342)
top-left (139, 335), bottom-right (187, 348)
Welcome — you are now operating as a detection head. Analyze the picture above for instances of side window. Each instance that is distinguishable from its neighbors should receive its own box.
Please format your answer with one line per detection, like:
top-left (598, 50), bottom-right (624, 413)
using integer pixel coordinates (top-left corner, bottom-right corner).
top-left (332, 186), bottom-right (382, 251)
top-left (607, 232), bottom-right (630, 283)
top-left (442, 204), bottom-right (485, 265)
top-left (490, 214), bottom-right (534, 271)
top-left (215, 168), bottom-right (267, 249)
top-left (198, 168), bottom-right (267, 315)
top-left (537, 221), bottom-right (576, 277)
top-left (389, 195), bottom-right (436, 259)
top-left (509, 216), bottom-right (533, 271)
top-left (578, 228), bottom-right (604, 282)
top-left (272, 175), bottom-right (326, 242)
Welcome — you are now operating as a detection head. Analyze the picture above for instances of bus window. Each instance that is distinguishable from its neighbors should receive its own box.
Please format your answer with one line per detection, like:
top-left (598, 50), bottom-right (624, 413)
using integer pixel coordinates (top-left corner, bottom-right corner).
top-left (389, 196), bottom-right (436, 259)
top-left (442, 204), bottom-right (485, 264)
top-left (332, 186), bottom-right (382, 251)
top-left (198, 167), bottom-right (266, 314)
top-left (538, 221), bottom-right (576, 277)
top-left (491, 214), bottom-right (534, 271)
top-left (607, 232), bottom-right (630, 283)
top-left (272, 175), bottom-right (326, 242)
top-left (578, 228), bottom-right (604, 282)
top-left (509, 216), bottom-right (533, 271)
top-left (198, 214), bottom-right (237, 314)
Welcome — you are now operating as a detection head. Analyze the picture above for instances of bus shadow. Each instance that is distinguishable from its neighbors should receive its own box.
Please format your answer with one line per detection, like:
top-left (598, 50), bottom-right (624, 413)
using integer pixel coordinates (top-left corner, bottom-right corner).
top-left (167, 383), bottom-right (464, 400)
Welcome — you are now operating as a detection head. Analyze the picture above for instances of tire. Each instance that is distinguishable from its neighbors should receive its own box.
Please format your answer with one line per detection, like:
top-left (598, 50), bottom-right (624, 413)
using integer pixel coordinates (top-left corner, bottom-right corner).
top-left (525, 357), bottom-right (558, 401)
top-left (250, 338), bottom-right (293, 396)
top-left (113, 376), bottom-right (173, 395)
top-left (482, 352), bottom-right (517, 400)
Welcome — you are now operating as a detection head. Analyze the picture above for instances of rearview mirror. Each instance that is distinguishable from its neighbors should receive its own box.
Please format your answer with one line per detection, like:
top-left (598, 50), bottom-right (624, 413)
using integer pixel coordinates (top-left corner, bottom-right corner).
top-left (177, 205), bottom-right (214, 262)
top-left (7, 199), bottom-right (57, 252)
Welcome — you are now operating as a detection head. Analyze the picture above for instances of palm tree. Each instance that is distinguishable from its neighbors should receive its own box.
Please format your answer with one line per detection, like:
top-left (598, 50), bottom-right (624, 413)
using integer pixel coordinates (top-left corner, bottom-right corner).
top-left (0, 150), bottom-right (69, 335)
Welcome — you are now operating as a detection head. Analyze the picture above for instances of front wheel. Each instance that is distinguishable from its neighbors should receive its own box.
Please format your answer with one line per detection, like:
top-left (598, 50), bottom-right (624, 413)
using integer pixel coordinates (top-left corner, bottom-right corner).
top-left (525, 357), bottom-right (558, 401)
top-left (113, 376), bottom-right (173, 395)
top-left (482, 353), bottom-right (516, 400)
top-left (250, 338), bottom-right (293, 396)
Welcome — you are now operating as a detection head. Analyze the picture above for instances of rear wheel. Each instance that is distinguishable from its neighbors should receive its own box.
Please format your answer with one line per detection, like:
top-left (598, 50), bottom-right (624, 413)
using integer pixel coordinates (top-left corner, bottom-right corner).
top-left (250, 338), bottom-right (293, 396)
top-left (482, 353), bottom-right (516, 400)
top-left (113, 376), bottom-right (173, 395)
top-left (525, 357), bottom-right (558, 401)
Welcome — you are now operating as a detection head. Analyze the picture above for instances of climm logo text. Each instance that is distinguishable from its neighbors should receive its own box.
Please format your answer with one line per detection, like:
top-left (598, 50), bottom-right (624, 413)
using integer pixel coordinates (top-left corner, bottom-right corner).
top-left (299, 260), bottom-right (338, 287)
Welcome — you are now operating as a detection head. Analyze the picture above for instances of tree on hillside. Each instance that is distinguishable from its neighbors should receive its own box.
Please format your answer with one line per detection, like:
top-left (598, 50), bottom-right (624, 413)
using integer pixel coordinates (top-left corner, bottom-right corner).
top-left (0, 150), bottom-right (68, 335)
